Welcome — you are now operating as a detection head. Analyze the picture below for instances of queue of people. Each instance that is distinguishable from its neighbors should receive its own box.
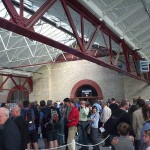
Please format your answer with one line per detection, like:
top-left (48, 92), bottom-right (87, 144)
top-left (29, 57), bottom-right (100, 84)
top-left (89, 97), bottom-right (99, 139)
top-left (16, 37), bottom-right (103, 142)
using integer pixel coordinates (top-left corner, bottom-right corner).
top-left (0, 97), bottom-right (150, 150)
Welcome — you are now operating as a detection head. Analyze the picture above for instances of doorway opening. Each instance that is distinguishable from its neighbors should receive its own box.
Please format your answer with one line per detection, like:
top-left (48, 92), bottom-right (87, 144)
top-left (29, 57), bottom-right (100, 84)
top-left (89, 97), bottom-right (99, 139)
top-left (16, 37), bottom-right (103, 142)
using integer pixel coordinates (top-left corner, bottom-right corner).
top-left (76, 84), bottom-right (98, 100)
top-left (70, 79), bottom-right (103, 102)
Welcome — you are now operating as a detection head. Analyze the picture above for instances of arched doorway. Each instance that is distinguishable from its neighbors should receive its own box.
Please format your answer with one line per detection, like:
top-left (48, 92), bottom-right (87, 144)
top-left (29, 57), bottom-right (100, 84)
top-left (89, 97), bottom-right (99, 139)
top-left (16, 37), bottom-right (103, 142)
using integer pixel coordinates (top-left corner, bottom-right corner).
top-left (7, 85), bottom-right (29, 103)
top-left (70, 79), bottom-right (103, 101)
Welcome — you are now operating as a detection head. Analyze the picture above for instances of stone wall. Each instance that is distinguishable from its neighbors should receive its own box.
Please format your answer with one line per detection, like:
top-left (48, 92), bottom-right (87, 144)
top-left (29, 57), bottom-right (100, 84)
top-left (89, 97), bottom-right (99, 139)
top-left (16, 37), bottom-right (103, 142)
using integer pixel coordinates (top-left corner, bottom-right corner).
top-left (29, 66), bottom-right (51, 102)
top-left (50, 60), bottom-right (125, 101)
top-left (124, 76), bottom-right (150, 102)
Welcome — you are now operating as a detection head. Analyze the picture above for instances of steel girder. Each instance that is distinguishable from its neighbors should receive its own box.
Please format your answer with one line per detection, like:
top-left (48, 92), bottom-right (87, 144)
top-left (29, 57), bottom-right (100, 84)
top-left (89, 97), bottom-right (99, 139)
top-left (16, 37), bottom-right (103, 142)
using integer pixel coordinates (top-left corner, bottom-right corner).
top-left (0, 74), bottom-right (33, 92)
top-left (0, 0), bottom-right (149, 83)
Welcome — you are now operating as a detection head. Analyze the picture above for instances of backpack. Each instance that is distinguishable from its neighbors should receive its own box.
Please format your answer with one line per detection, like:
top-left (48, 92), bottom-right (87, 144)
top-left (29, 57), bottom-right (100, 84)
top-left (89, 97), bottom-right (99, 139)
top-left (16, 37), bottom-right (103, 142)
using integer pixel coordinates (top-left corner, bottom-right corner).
top-left (104, 111), bottom-right (125, 135)
top-left (23, 109), bottom-right (35, 129)
top-left (51, 109), bottom-right (59, 124)
top-left (44, 107), bottom-right (59, 130)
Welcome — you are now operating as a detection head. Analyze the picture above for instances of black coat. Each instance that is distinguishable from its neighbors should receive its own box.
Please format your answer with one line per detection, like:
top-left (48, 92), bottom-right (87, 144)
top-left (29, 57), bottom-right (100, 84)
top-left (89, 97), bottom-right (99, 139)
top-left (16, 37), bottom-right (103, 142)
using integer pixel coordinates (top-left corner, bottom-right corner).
top-left (0, 118), bottom-right (21, 150)
top-left (14, 116), bottom-right (29, 150)
top-left (111, 108), bottom-right (134, 136)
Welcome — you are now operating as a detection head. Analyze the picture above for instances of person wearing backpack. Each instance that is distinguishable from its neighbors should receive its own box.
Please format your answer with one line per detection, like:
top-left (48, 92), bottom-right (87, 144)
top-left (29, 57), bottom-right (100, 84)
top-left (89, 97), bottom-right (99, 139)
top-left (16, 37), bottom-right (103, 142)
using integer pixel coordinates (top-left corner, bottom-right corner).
top-left (39, 100), bottom-right (49, 149)
top-left (44, 100), bottom-right (60, 149)
top-left (104, 100), bottom-right (132, 149)
top-left (21, 100), bottom-right (38, 150)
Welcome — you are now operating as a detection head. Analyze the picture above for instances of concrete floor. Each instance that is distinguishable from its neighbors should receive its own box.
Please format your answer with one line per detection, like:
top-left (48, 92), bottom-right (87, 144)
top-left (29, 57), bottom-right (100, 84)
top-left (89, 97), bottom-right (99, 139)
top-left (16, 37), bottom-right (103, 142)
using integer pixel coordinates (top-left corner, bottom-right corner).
top-left (38, 134), bottom-right (111, 150)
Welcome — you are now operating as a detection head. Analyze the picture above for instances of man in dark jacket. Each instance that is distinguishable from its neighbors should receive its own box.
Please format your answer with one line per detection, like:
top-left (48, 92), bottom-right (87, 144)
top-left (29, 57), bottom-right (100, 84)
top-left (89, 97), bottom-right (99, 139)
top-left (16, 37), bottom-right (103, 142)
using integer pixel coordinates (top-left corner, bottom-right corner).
top-left (11, 106), bottom-right (29, 150)
top-left (0, 107), bottom-right (20, 150)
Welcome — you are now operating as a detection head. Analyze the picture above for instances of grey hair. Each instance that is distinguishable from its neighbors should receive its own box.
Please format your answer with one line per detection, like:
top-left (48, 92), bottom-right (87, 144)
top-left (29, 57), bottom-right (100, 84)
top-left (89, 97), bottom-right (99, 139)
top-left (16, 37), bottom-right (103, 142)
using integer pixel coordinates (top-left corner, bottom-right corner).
top-left (1, 108), bottom-right (9, 117)
top-left (101, 100), bottom-right (107, 105)
top-left (12, 106), bottom-right (21, 113)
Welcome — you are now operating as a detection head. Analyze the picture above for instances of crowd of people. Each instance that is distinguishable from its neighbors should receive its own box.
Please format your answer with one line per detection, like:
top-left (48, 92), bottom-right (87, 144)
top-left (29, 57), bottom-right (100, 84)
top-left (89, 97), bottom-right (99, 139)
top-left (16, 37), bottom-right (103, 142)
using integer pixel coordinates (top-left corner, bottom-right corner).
top-left (0, 97), bottom-right (150, 150)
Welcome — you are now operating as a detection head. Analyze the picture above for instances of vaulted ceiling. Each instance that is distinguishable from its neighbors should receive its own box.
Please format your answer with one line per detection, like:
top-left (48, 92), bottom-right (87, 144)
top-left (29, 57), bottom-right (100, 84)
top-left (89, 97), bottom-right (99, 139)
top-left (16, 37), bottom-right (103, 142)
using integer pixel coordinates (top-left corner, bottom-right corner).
top-left (0, 0), bottom-right (150, 81)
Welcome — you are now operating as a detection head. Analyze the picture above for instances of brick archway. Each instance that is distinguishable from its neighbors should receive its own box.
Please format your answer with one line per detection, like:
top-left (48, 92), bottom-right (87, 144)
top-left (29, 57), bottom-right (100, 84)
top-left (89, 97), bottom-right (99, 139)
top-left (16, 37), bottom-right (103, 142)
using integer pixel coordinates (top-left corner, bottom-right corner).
top-left (70, 79), bottom-right (103, 99)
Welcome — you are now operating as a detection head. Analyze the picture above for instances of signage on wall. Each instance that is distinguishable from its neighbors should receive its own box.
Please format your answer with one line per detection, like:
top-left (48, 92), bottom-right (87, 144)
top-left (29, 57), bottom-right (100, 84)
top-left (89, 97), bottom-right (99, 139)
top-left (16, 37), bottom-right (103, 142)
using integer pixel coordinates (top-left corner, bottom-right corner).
top-left (138, 60), bottom-right (149, 72)
top-left (82, 90), bottom-right (92, 97)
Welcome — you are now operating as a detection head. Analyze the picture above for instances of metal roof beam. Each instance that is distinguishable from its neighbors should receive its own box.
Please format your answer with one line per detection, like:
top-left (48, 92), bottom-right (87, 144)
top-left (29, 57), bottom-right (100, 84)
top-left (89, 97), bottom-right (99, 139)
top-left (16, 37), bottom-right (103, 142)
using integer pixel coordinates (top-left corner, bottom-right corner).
top-left (25, 0), bottom-right (57, 28)
top-left (0, 18), bottom-right (149, 83)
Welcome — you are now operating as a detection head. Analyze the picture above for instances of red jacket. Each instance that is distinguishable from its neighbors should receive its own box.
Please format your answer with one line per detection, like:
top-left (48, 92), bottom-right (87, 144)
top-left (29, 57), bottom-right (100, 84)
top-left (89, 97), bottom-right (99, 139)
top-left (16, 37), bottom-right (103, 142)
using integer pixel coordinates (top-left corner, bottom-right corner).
top-left (67, 107), bottom-right (79, 127)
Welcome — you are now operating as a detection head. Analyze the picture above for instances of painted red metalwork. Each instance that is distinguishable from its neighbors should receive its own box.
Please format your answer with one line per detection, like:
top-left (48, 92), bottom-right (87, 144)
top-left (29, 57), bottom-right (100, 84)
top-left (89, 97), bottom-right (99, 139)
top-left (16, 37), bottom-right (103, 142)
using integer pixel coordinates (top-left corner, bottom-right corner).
top-left (132, 52), bottom-right (141, 77)
top-left (0, 76), bottom-right (9, 90)
top-left (2, 0), bottom-right (24, 26)
top-left (61, 0), bottom-right (86, 53)
top-left (0, 0), bottom-right (150, 83)
top-left (20, 0), bottom-right (23, 17)
top-left (148, 66), bottom-right (150, 80)
top-left (25, 0), bottom-right (56, 28)
top-left (121, 41), bottom-right (131, 72)
top-left (7, 85), bottom-right (29, 102)
top-left (86, 25), bottom-right (101, 52)
top-left (0, 17), bottom-right (149, 83)
top-left (109, 36), bottom-right (113, 65)
top-left (81, 15), bottom-right (84, 46)
top-left (66, 0), bottom-right (120, 44)
top-left (0, 74), bottom-right (33, 92)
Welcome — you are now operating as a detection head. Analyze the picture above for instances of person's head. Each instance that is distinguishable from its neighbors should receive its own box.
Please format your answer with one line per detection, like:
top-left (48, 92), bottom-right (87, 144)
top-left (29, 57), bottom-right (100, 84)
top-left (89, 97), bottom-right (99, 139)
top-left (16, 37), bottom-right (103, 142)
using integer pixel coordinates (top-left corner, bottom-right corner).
top-left (18, 101), bottom-right (23, 109)
top-left (136, 98), bottom-right (145, 108)
top-left (23, 100), bottom-right (30, 108)
top-left (40, 100), bottom-right (46, 107)
top-left (0, 108), bottom-right (9, 125)
top-left (80, 100), bottom-right (86, 107)
top-left (111, 98), bottom-right (116, 103)
top-left (92, 106), bottom-right (98, 113)
top-left (128, 104), bottom-right (138, 115)
top-left (1, 102), bottom-right (7, 108)
top-left (63, 98), bottom-right (70, 106)
top-left (47, 100), bottom-right (53, 107)
top-left (141, 102), bottom-right (150, 121)
top-left (120, 100), bottom-right (129, 110)
top-left (69, 100), bottom-right (75, 108)
top-left (117, 122), bottom-right (131, 136)
top-left (11, 106), bottom-right (21, 118)
top-left (116, 100), bottom-right (121, 106)
top-left (101, 100), bottom-right (107, 108)
top-left (143, 129), bottom-right (150, 145)
top-left (94, 99), bottom-right (99, 104)
top-left (53, 102), bottom-right (57, 107)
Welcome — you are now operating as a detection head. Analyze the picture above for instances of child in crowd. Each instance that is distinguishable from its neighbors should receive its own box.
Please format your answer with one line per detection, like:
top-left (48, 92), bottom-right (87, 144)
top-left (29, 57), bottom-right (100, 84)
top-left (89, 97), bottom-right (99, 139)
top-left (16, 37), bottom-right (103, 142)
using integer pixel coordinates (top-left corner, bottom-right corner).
top-left (112, 122), bottom-right (134, 150)
top-left (143, 129), bottom-right (150, 150)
